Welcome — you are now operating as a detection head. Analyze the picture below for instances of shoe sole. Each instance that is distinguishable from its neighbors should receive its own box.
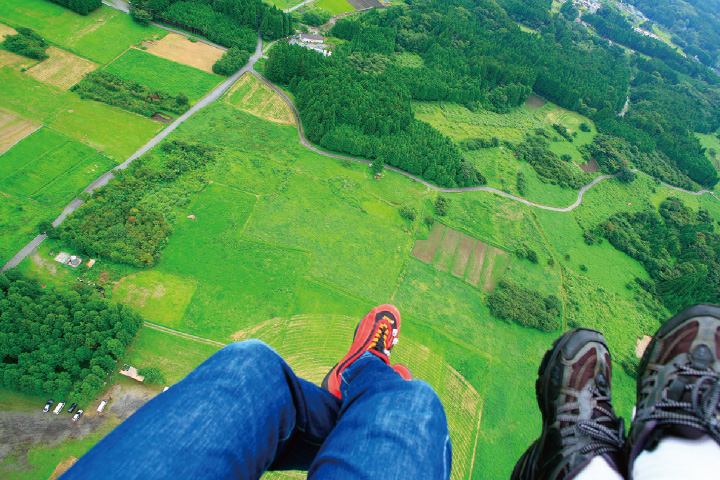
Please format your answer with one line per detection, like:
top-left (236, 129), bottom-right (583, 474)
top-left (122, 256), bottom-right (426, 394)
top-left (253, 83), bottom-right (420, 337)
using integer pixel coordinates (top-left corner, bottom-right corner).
top-left (513, 328), bottom-right (607, 480)
top-left (323, 304), bottom-right (401, 397)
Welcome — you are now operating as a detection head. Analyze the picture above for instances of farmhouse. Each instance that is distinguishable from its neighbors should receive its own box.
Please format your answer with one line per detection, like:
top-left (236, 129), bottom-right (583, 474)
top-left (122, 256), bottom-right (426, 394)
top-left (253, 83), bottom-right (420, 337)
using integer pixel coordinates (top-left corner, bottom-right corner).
top-left (300, 33), bottom-right (324, 43)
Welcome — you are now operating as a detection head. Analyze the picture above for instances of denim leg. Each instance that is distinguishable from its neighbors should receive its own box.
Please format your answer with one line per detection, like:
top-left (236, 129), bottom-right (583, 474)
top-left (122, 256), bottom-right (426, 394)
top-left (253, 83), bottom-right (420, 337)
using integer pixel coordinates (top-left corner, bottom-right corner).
top-left (62, 340), bottom-right (341, 480)
top-left (308, 353), bottom-right (452, 480)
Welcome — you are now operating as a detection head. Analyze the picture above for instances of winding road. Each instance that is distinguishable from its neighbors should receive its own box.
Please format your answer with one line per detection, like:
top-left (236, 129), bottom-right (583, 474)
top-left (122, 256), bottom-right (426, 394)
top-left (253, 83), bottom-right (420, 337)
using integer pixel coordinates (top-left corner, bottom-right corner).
top-left (2, 8), bottom-right (719, 271)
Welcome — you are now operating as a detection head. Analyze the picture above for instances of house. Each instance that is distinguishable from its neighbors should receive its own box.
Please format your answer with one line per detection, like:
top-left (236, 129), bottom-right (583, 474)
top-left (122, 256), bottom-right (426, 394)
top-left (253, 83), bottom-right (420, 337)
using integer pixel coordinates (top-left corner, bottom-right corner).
top-left (300, 33), bottom-right (324, 43)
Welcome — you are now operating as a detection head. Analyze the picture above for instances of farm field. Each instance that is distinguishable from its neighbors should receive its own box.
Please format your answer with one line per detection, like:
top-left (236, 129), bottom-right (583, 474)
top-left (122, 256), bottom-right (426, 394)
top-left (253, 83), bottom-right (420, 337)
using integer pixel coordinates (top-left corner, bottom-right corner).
top-left (104, 48), bottom-right (223, 103)
top-left (0, 69), bottom-right (162, 161)
top-left (696, 131), bottom-right (720, 170)
top-left (24, 46), bottom-right (97, 90)
top-left (0, 108), bottom-right (39, 155)
top-left (315, 0), bottom-right (356, 15)
top-left (224, 73), bottom-right (294, 124)
top-left (144, 33), bottom-right (225, 74)
top-left (0, 1), bottom-right (166, 64)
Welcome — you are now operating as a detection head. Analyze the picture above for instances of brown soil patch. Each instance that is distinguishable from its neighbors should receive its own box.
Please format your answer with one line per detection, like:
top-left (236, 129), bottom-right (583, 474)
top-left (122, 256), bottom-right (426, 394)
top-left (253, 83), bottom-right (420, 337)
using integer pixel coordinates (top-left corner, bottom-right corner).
top-left (25, 46), bottom-right (97, 90)
top-left (451, 234), bottom-right (475, 279)
top-left (0, 23), bottom-right (16, 39)
top-left (0, 50), bottom-right (36, 70)
top-left (579, 158), bottom-right (599, 173)
top-left (434, 228), bottom-right (462, 272)
top-left (525, 93), bottom-right (547, 112)
top-left (481, 246), bottom-right (509, 293)
top-left (411, 222), bottom-right (447, 263)
top-left (636, 335), bottom-right (652, 358)
top-left (151, 112), bottom-right (175, 124)
top-left (0, 107), bottom-right (40, 155)
top-left (465, 241), bottom-right (488, 287)
top-left (225, 73), bottom-right (294, 125)
top-left (48, 456), bottom-right (77, 480)
top-left (146, 33), bottom-right (224, 73)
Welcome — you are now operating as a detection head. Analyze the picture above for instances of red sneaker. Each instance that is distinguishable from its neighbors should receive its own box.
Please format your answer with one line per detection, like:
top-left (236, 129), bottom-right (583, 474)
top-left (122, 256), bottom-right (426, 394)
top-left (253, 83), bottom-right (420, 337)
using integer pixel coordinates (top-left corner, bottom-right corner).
top-left (392, 364), bottom-right (413, 380)
top-left (321, 304), bottom-right (401, 399)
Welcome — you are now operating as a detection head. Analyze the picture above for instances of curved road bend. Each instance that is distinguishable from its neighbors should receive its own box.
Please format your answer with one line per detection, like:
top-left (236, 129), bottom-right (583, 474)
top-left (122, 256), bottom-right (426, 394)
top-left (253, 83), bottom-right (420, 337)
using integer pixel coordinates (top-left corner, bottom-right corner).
top-left (0, 33), bottom-right (264, 272)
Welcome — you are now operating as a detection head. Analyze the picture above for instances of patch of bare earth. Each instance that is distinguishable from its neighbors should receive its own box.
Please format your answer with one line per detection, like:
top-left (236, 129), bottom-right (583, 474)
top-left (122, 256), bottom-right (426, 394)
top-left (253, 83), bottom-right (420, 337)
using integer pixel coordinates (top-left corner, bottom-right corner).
top-left (48, 456), bottom-right (77, 480)
top-left (524, 93), bottom-right (547, 112)
top-left (411, 222), bottom-right (447, 263)
top-left (0, 108), bottom-right (39, 155)
top-left (0, 50), bottom-right (36, 70)
top-left (24, 47), bottom-right (97, 90)
top-left (579, 158), bottom-right (599, 173)
top-left (636, 335), bottom-right (652, 358)
top-left (151, 112), bottom-right (174, 124)
top-left (145, 33), bottom-right (224, 73)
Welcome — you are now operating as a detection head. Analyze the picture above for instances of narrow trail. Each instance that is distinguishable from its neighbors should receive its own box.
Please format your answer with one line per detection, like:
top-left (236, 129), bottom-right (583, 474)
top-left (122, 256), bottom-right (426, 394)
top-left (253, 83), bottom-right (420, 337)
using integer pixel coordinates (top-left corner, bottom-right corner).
top-left (144, 322), bottom-right (226, 348)
top-left (3, 10), bottom-right (719, 271)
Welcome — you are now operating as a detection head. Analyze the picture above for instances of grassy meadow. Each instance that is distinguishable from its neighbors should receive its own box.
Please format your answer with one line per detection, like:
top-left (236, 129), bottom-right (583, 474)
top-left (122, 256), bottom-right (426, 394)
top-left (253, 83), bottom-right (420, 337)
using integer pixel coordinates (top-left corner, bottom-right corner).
top-left (315, 0), bottom-right (356, 15)
top-left (0, 1), bottom-right (166, 64)
top-left (104, 48), bottom-right (223, 102)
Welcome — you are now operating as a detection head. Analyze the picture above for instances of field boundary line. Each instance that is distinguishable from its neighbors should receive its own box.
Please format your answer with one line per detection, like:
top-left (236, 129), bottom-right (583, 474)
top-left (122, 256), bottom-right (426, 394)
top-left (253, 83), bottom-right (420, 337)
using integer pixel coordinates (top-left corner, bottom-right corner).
top-left (144, 321), bottom-right (227, 347)
top-left (0, 124), bottom-right (42, 158)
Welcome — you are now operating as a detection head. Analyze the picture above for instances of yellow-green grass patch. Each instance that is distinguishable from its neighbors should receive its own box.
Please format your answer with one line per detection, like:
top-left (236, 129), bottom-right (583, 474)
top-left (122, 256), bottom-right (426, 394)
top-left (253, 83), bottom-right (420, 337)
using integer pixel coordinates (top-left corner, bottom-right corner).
top-left (113, 271), bottom-right (198, 328)
top-left (0, 68), bottom-right (162, 161)
top-left (413, 101), bottom-right (543, 143)
top-left (224, 73), bottom-right (294, 125)
top-left (0, 107), bottom-right (39, 155)
top-left (104, 48), bottom-right (223, 103)
top-left (315, 0), bottom-right (355, 15)
top-left (480, 246), bottom-right (511, 292)
top-left (451, 234), bottom-right (475, 278)
top-left (0, 1), bottom-right (167, 64)
top-left (696, 131), bottom-right (720, 170)
top-left (534, 101), bottom-right (597, 164)
top-left (393, 51), bottom-right (424, 68)
top-left (24, 46), bottom-right (97, 90)
top-left (124, 327), bottom-right (220, 385)
top-left (144, 33), bottom-right (225, 74)
top-left (464, 239), bottom-right (488, 287)
top-left (234, 314), bottom-right (483, 480)
top-left (433, 226), bottom-right (462, 272)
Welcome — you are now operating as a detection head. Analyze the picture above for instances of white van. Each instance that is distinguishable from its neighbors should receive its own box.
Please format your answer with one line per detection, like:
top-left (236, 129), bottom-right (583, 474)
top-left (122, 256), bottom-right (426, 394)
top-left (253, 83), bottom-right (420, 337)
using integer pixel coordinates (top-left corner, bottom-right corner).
top-left (53, 401), bottom-right (66, 415)
top-left (97, 400), bottom-right (108, 413)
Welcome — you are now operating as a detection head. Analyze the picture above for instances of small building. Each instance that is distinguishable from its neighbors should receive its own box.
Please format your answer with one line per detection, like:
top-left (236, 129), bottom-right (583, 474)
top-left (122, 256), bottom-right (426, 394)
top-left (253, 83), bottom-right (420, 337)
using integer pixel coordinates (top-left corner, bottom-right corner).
top-left (119, 365), bottom-right (146, 383)
top-left (54, 252), bottom-right (83, 268)
top-left (300, 33), bottom-right (324, 43)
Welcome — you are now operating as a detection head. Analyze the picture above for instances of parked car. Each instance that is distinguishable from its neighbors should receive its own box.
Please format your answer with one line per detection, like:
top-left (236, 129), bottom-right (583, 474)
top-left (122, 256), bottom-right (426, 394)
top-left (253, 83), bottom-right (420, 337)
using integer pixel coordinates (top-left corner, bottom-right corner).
top-left (53, 401), bottom-right (66, 415)
top-left (72, 409), bottom-right (84, 422)
top-left (67, 403), bottom-right (78, 413)
top-left (43, 399), bottom-right (54, 413)
top-left (97, 400), bottom-right (108, 413)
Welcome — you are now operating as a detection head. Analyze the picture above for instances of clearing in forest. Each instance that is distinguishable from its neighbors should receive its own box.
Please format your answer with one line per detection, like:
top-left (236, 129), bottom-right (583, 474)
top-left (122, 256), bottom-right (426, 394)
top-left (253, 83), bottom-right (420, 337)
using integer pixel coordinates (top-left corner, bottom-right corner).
top-left (144, 33), bottom-right (225, 74)
top-left (411, 222), bottom-right (509, 292)
top-left (0, 108), bottom-right (39, 155)
top-left (104, 48), bottom-right (222, 102)
top-left (224, 73), bottom-right (294, 125)
top-left (24, 46), bottom-right (97, 90)
top-left (234, 314), bottom-right (483, 480)
top-left (524, 93), bottom-right (547, 112)
top-left (315, 0), bottom-right (355, 15)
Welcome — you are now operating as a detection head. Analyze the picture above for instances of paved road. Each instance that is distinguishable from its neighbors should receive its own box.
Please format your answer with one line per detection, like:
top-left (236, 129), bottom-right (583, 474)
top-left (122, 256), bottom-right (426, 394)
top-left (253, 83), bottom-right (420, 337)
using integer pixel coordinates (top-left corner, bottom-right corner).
top-left (285, 0), bottom-right (315, 13)
top-left (0, 33), bottom-right (263, 272)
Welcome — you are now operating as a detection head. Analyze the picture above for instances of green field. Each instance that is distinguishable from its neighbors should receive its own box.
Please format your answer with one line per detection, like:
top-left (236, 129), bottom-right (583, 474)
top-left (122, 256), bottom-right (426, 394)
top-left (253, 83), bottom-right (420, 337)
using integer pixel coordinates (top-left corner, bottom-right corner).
top-left (0, 1), bottom-right (166, 64)
top-left (104, 49), bottom-right (223, 103)
top-left (0, 69), bottom-right (162, 161)
top-left (315, 0), bottom-right (355, 15)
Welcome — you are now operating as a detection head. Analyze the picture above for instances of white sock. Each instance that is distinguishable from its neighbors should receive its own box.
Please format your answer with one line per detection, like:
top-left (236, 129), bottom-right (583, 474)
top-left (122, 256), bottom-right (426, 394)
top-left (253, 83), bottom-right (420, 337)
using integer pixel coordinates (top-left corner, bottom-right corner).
top-left (633, 435), bottom-right (720, 480)
top-left (574, 455), bottom-right (624, 480)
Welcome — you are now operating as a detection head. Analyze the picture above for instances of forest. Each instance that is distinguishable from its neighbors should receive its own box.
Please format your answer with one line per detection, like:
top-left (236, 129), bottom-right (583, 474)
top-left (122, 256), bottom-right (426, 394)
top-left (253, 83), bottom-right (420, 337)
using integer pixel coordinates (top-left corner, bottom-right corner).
top-left (45, 0), bottom-right (101, 15)
top-left (598, 197), bottom-right (720, 312)
top-left (72, 72), bottom-right (191, 118)
top-left (132, 0), bottom-right (291, 50)
top-left (0, 270), bottom-right (142, 404)
top-left (50, 141), bottom-right (216, 267)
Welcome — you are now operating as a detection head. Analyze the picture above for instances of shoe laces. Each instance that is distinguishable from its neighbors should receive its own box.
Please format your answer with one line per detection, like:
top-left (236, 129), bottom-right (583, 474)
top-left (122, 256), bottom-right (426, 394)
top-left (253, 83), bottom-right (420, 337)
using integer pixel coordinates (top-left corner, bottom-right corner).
top-left (642, 364), bottom-right (720, 442)
top-left (370, 324), bottom-right (391, 356)
top-left (576, 390), bottom-right (626, 455)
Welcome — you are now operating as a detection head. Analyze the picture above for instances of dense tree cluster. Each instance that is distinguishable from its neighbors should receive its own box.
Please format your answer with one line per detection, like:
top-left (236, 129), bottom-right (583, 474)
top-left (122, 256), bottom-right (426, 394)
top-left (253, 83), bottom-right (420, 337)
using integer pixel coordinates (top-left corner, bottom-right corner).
top-left (300, 9), bottom-right (331, 27)
top-left (133, 0), bottom-right (291, 49)
top-left (72, 72), bottom-right (190, 117)
top-left (45, 0), bottom-right (101, 15)
top-left (628, 0), bottom-right (720, 68)
top-left (488, 280), bottom-right (562, 332)
top-left (0, 270), bottom-right (142, 404)
top-left (50, 141), bottom-right (215, 267)
top-left (1, 27), bottom-right (49, 60)
top-left (598, 197), bottom-right (720, 312)
top-left (514, 134), bottom-right (589, 189)
top-left (212, 46), bottom-right (251, 75)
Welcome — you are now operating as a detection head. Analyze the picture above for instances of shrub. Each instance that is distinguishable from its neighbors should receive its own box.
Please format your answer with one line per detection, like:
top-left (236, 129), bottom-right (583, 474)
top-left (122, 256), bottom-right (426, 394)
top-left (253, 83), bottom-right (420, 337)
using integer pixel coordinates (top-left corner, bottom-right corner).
top-left (138, 367), bottom-right (166, 385)
top-left (46, 0), bottom-right (101, 15)
top-left (399, 206), bottom-right (417, 221)
top-left (527, 249), bottom-right (538, 264)
top-left (434, 195), bottom-right (450, 216)
top-left (371, 156), bottom-right (385, 176)
top-left (580, 264), bottom-right (588, 272)
top-left (130, 7), bottom-right (153, 26)
top-left (301, 10), bottom-right (331, 27)
top-left (424, 214), bottom-right (435, 226)
top-left (552, 123), bottom-right (573, 142)
top-left (212, 47), bottom-right (251, 76)
top-left (516, 172), bottom-right (527, 196)
top-left (579, 122), bottom-right (591, 132)
top-left (1, 27), bottom-right (49, 60)
top-left (617, 168), bottom-right (636, 183)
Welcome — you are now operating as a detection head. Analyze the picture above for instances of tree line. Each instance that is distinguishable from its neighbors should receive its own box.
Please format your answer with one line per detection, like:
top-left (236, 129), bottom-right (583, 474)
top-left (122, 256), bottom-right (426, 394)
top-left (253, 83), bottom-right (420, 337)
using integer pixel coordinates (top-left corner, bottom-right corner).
top-left (1, 27), bottom-right (49, 60)
top-left (0, 270), bottom-right (142, 405)
top-left (45, 0), bottom-right (101, 16)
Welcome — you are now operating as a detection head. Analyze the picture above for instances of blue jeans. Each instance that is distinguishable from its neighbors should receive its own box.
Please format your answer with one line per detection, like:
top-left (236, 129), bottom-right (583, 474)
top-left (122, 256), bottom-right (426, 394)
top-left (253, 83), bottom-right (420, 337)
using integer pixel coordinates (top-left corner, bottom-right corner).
top-left (62, 340), bottom-right (452, 479)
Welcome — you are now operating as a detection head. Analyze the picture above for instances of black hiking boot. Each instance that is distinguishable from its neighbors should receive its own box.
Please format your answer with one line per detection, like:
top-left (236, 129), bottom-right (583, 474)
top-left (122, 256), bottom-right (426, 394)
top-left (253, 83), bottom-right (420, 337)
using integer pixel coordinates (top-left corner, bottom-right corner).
top-left (627, 304), bottom-right (720, 476)
top-left (511, 328), bottom-right (626, 480)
